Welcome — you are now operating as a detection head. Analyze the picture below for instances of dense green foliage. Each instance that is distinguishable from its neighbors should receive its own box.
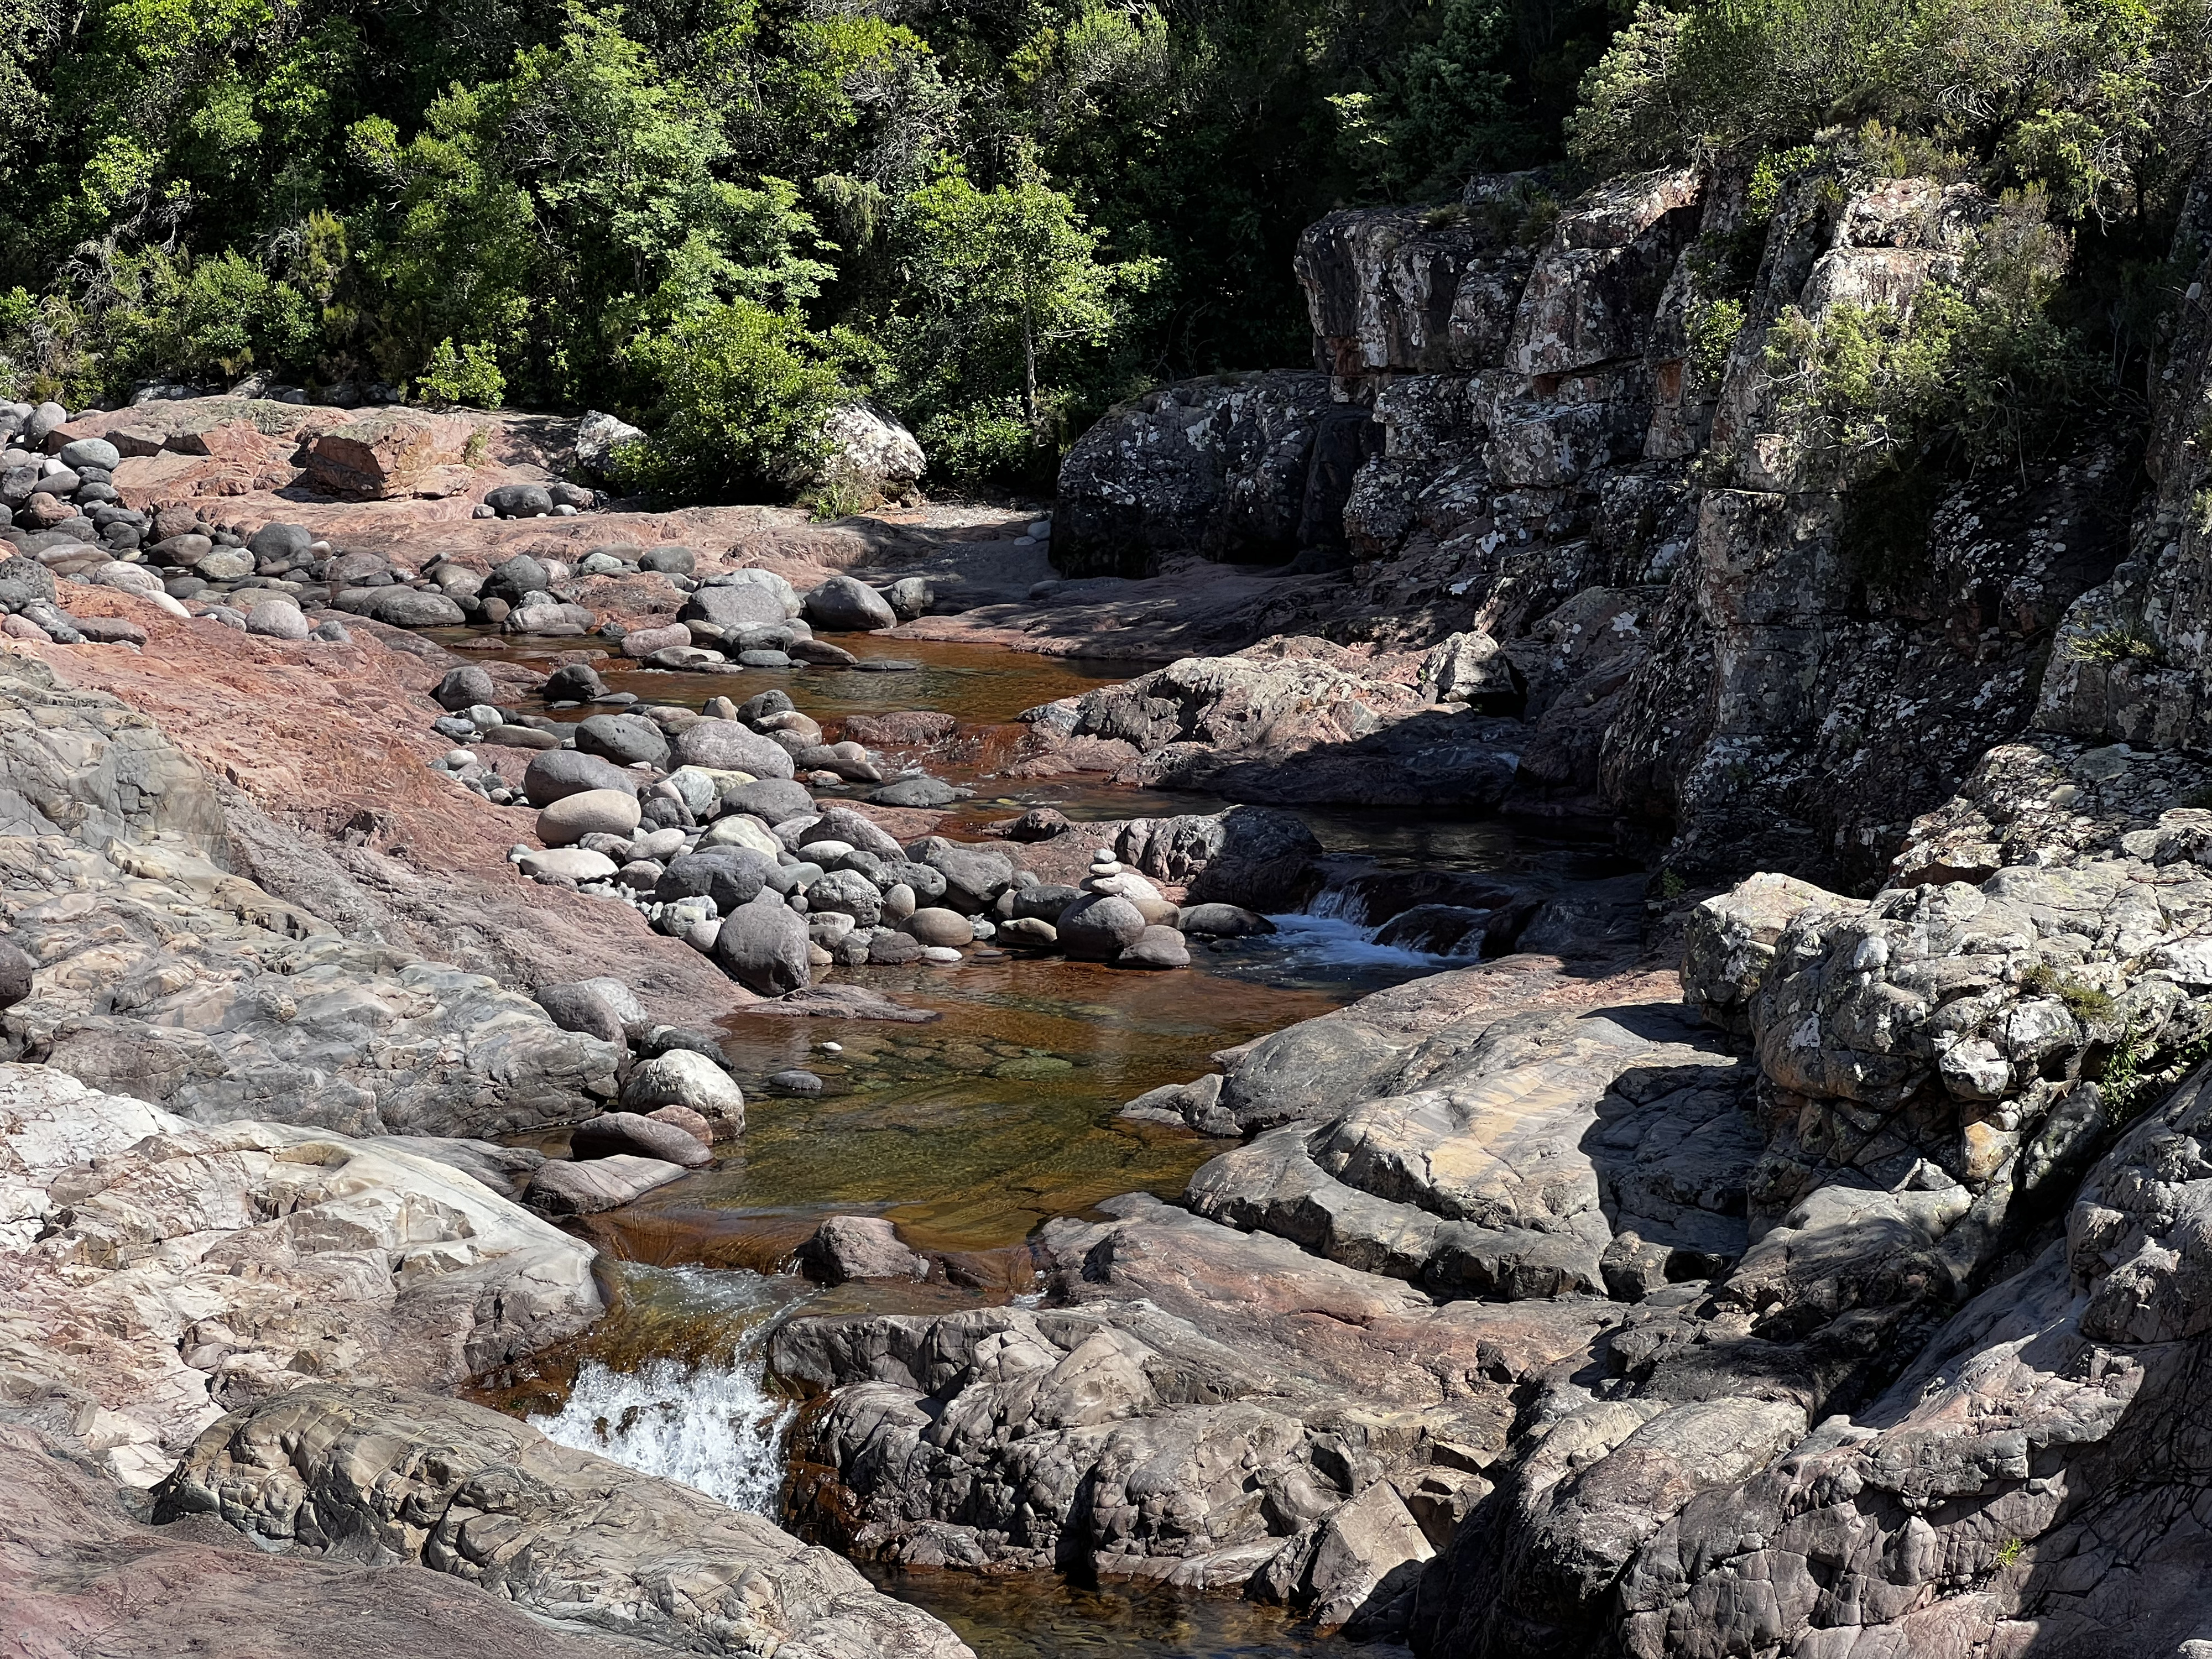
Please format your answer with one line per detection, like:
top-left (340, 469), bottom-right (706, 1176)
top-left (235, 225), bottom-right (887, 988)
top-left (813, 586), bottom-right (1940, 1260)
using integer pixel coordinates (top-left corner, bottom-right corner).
top-left (4, 0), bottom-right (2210, 499)
top-left (0, 0), bottom-right (1608, 492)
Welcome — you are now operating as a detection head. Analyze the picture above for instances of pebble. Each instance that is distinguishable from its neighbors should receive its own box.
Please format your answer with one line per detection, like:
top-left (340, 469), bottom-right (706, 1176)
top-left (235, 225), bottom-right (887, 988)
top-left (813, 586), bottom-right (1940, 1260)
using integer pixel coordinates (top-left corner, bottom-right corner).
top-left (771, 1069), bottom-right (825, 1094)
top-left (921, 946), bottom-right (963, 964)
top-left (820, 1041), bottom-right (843, 1053)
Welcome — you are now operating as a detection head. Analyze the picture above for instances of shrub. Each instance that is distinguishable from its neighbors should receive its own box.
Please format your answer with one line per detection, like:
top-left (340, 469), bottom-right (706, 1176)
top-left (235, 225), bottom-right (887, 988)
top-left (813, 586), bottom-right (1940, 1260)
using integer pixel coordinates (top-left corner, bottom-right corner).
top-left (621, 299), bottom-right (848, 502)
top-left (918, 398), bottom-right (1049, 487)
top-left (415, 339), bottom-right (505, 408)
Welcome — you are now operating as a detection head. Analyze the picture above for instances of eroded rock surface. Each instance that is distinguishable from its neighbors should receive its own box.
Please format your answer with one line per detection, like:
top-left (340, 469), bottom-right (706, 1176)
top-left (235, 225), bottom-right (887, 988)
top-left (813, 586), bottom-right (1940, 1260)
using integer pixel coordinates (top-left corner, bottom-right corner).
top-left (158, 1384), bottom-right (974, 1659)
top-left (0, 1064), bottom-right (599, 1488)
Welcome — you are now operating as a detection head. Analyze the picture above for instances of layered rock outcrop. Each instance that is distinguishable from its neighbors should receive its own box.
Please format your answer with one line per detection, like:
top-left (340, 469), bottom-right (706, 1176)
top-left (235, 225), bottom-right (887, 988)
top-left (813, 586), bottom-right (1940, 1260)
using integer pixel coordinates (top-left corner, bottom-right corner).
top-left (0, 1063), bottom-right (600, 1488)
top-left (1054, 157), bottom-right (2147, 874)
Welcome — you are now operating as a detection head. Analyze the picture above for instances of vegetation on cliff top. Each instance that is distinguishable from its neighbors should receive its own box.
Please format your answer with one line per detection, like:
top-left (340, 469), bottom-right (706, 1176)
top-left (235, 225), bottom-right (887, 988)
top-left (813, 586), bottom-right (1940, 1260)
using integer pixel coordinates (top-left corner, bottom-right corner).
top-left (3, 0), bottom-right (2209, 497)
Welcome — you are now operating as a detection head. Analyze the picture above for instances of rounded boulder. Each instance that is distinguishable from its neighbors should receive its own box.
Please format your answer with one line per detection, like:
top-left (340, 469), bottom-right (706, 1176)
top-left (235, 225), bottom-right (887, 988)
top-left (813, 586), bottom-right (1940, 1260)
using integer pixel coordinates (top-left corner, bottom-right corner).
top-left (575, 711), bottom-right (670, 768)
top-left (802, 573), bottom-right (897, 632)
top-left (711, 890), bottom-right (812, 995)
top-left (673, 718), bottom-right (796, 780)
top-left (538, 788), bottom-right (643, 846)
top-left (1057, 893), bottom-right (1148, 959)
top-left (901, 907), bottom-right (974, 948)
top-left (523, 750), bottom-right (639, 807)
top-left (620, 1050), bottom-right (745, 1138)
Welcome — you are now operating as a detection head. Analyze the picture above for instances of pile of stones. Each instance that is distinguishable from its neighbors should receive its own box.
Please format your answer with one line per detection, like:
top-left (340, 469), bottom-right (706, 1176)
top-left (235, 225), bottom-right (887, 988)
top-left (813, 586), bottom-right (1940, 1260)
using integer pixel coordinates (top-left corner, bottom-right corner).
top-left (446, 667), bottom-right (1206, 984)
top-left (474, 480), bottom-right (599, 519)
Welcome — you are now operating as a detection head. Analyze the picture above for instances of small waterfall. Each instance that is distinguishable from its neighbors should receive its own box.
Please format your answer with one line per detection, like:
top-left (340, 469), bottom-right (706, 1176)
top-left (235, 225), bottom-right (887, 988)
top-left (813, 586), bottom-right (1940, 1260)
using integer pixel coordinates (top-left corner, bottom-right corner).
top-left (528, 1266), bottom-right (804, 1516)
top-left (1266, 873), bottom-right (1497, 968)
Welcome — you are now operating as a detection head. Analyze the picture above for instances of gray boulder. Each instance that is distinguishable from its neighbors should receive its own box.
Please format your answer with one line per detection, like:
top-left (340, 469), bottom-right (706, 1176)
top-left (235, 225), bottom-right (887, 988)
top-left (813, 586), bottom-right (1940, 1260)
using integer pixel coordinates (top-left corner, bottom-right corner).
top-left (685, 583), bottom-right (787, 632)
top-left (521, 750), bottom-right (639, 807)
top-left (796, 1214), bottom-right (929, 1285)
top-left (534, 979), bottom-right (644, 1046)
top-left (619, 1050), bottom-right (744, 1138)
top-left (435, 665), bottom-right (497, 711)
top-left (712, 891), bottom-right (812, 995)
top-left (341, 587), bottom-right (466, 627)
top-left (655, 847), bottom-right (775, 912)
top-left (1058, 893), bottom-right (1148, 959)
top-left (872, 775), bottom-right (958, 808)
top-left (907, 838), bottom-right (1015, 912)
top-left (673, 719), bottom-right (797, 779)
top-left (246, 521), bottom-right (313, 565)
top-left (803, 573), bottom-right (897, 632)
top-left (59, 437), bottom-right (122, 472)
top-left (486, 483), bottom-right (554, 518)
top-left (569, 1110), bottom-right (712, 1168)
top-left (575, 712), bottom-right (669, 768)
top-left (728, 776), bottom-right (814, 823)
top-left (542, 661), bottom-right (609, 701)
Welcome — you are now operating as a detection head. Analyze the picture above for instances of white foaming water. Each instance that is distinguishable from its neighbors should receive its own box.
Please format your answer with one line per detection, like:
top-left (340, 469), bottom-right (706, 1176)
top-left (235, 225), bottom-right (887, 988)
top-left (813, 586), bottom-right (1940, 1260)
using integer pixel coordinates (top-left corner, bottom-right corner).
top-left (1261, 907), bottom-right (1455, 971)
top-left (528, 1265), bottom-right (804, 1516)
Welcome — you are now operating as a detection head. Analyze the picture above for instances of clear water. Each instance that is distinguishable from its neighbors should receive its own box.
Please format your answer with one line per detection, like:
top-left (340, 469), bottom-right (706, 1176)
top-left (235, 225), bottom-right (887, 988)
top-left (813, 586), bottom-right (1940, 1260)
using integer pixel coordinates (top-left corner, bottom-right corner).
top-left (456, 626), bottom-right (1617, 1659)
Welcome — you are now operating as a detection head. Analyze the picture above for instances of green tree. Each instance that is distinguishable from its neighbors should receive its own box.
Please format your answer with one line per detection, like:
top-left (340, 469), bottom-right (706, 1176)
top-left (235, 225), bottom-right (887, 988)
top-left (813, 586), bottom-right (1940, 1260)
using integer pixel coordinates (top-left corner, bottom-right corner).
top-left (620, 297), bottom-right (849, 499)
top-left (899, 155), bottom-right (1157, 431)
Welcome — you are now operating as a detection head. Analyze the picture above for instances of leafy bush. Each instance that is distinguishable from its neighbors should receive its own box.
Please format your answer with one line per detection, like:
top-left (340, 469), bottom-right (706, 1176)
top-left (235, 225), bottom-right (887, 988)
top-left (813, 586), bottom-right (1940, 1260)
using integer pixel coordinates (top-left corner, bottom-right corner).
top-left (414, 339), bottom-right (504, 408)
top-left (621, 300), bottom-right (848, 502)
top-left (918, 399), bottom-right (1051, 487)
top-left (1569, 0), bottom-right (2212, 228)
top-left (1762, 194), bottom-right (2093, 479)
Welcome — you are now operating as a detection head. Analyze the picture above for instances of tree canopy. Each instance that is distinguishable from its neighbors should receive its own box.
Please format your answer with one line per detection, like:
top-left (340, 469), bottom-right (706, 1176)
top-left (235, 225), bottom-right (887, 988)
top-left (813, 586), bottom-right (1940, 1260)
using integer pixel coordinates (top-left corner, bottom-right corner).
top-left (3, 0), bottom-right (2209, 497)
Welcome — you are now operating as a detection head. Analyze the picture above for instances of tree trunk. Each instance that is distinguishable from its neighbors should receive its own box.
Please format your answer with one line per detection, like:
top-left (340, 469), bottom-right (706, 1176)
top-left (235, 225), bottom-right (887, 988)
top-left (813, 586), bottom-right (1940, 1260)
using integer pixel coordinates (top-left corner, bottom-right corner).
top-left (1022, 309), bottom-right (1039, 429)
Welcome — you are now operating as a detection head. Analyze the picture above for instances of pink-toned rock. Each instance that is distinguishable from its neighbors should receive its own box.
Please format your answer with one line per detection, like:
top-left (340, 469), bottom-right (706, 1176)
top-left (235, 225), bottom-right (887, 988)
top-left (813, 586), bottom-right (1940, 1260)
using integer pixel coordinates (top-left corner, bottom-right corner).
top-left (621, 623), bottom-right (693, 658)
top-left (299, 411), bottom-right (484, 499)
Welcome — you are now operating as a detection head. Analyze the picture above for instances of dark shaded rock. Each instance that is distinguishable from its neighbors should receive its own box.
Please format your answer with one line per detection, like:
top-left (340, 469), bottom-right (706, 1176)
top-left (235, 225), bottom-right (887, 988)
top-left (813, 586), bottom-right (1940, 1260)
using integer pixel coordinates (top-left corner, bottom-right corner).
top-left (521, 750), bottom-right (639, 807)
top-left (1178, 902), bottom-right (1276, 937)
top-left (542, 662), bottom-right (608, 702)
top-left (434, 665), bottom-right (497, 711)
top-left (655, 847), bottom-right (775, 912)
top-left (0, 936), bottom-right (33, 1008)
top-left (804, 573), bottom-right (897, 632)
top-left (1055, 372), bottom-right (1375, 577)
top-left (997, 806), bottom-right (1072, 842)
top-left (1057, 893), bottom-right (1147, 959)
top-left (486, 483), bottom-right (554, 518)
top-left (569, 1110), bottom-right (712, 1168)
top-left (712, 891), bottom-right (812, 995)
top-left (906, 837), bottom-right (1015, 913)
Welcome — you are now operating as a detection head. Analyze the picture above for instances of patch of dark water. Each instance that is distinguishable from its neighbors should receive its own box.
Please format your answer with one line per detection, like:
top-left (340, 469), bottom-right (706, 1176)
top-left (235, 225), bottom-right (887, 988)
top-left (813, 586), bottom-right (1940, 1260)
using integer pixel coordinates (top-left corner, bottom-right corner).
top-left (864, 1568), bottom-right (1410, 1659)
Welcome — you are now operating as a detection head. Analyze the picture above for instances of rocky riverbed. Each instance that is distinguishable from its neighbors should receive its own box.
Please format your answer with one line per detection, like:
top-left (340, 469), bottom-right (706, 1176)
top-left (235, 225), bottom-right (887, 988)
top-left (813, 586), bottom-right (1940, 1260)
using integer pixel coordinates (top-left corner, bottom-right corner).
top-left (9, 146), bottom-right (2212, 1659)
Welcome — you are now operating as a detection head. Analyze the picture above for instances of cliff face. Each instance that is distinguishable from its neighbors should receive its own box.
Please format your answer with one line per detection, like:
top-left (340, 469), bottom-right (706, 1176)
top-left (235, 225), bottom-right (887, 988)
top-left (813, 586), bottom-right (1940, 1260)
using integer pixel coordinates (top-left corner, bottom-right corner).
top-left (1008, 159), bottom-right (2212, 1659)
top-left (1058, 165), bottom-right (2152, 890)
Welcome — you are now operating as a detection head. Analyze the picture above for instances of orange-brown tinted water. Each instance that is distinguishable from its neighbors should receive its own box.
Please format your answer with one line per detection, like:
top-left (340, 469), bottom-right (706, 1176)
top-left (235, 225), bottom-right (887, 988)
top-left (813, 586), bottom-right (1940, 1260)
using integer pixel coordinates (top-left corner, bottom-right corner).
top-left (449, 623), bottom-right (1501, 1658)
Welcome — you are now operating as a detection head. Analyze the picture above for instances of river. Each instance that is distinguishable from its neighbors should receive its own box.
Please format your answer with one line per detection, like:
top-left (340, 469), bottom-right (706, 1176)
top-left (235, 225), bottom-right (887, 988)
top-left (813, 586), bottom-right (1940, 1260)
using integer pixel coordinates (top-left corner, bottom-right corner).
top-left (448, 625), bottom-right (1616, 1658)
